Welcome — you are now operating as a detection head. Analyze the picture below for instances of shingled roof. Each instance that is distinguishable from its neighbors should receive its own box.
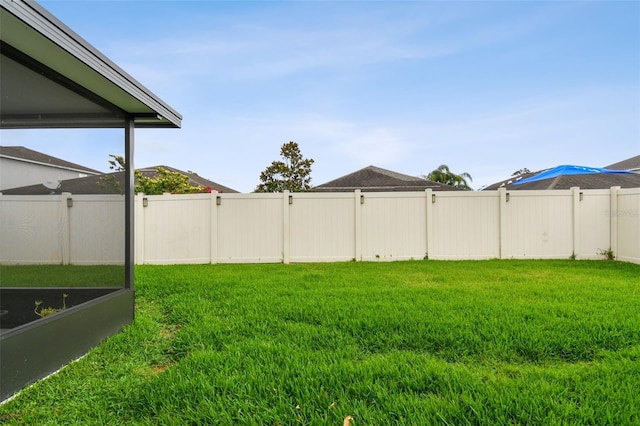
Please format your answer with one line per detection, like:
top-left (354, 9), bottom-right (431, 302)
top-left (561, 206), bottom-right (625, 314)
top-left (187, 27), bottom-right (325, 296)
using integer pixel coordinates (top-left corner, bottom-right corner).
top-left (486, 173), bottom-right (640, 191)
top-left (136, 166), bottom-right (238, 194)
top-left (604, 155), bottom-right (640, 171)
top-left (482, 165), bottom-right (640, 191)
top-left (0, 146), bottom-right (101, 174)
top-left (313, 165), bottom-right (456, 192)
top-left (1, 166), bottom-right (238, 195)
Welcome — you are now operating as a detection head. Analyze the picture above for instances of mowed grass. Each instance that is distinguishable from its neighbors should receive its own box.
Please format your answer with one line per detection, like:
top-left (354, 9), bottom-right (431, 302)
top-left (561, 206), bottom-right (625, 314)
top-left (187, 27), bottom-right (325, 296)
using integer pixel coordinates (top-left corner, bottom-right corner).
top-left (1, 260), bottom-right (639, 425)
top-left (1, 264), bottom-right (124, 287)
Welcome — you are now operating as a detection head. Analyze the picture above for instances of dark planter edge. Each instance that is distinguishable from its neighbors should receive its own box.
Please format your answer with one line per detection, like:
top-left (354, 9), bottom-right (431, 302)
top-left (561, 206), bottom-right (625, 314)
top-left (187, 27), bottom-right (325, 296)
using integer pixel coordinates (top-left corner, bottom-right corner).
top-left (0, 287), bottom-right (123, 330)
top-left (0, 288), bottom-right (134, 402)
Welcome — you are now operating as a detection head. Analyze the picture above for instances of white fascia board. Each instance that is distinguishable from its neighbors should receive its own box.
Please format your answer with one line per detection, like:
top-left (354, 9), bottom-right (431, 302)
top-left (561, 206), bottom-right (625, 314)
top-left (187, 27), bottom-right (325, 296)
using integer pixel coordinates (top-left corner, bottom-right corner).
top-left (0, 0), bottom-right (182, 128)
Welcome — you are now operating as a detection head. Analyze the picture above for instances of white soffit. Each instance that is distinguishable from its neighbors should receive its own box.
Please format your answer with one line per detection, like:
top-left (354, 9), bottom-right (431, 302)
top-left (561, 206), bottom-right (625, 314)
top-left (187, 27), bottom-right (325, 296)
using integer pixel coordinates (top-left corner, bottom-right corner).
top-left (0, 0), bottom-right (182, 128)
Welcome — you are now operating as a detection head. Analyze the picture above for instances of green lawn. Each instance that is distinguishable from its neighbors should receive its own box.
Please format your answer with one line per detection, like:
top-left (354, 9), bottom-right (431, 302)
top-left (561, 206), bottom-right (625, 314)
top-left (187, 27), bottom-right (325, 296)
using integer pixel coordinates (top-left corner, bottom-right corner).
top-left (1, 260), bottom-right (639, 425)
top-left (1, 264), bottom-right (124, 287)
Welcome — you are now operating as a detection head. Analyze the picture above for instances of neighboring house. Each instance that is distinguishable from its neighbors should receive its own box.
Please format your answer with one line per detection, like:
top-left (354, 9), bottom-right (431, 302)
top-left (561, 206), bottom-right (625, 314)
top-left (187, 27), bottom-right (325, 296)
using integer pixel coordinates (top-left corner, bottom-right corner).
top-left (136, 165), bottom-right (239, 194)
top-left (1, 165), bottom-right (238, 195)
top-left (0, 146), bottom-right (101, 191)
top-left (313, 165), bottom-right (457, 192)
top-left (482, 159), bottom-right (640, 191)
top-left (604, 155), bottom-right (640, 172)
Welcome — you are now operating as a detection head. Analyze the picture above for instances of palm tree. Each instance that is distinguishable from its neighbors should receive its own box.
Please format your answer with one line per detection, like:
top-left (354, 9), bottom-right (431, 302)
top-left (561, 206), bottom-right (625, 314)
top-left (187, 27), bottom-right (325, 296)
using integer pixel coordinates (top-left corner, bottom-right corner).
top-left (511, 168), bottom-right (531, 176)
top-left (425, 164), bottom-right (473, 190)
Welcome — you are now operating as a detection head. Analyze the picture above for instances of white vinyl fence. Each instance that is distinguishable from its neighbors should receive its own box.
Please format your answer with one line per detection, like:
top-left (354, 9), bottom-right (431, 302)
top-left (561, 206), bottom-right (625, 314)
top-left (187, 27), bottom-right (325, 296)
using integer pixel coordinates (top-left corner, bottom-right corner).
top-left (1, 194), bottom-right (124, 265)
top-left (1, 188), bottom-right (639, 265)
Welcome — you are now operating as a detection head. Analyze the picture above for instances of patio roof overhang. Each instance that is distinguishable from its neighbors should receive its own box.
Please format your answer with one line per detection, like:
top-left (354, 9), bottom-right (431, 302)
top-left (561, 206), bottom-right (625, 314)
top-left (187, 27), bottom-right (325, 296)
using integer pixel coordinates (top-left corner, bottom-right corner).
top-left (0, 0), bottom-right (182, 129)
top-left (1, 0), bottom-right (182, 401)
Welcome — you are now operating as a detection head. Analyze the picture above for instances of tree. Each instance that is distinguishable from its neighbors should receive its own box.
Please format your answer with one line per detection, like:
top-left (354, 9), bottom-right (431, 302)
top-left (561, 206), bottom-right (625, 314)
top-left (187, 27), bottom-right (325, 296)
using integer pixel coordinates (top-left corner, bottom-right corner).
top-left (108, 154), bottom-right (126, 172)
top-left (97, 154), bottom-right (126, 193)
top-left (511, 168), bottom-right (531, 176)
top-left (98, 155), bottom-right (209, 195)
top-left (255, 141), bottom-right (314, 192)
top-left (424, 164), bottom-right (473, 190)
top-left (134, 167), bottom-right (207, 195)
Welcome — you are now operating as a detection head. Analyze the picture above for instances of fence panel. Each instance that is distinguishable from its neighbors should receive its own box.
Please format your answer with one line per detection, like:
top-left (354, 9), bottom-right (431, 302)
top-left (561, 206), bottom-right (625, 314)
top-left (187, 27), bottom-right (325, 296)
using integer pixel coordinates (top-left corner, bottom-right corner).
top-left (616, 188), bottom-right (640, 263)
top-left (360, 192), bottom-right (427, 261)
top-left (430, 192), bottom-right (500, 259)
top-left (69, 195), bottom-right (124, 265)
top-left (0, 195), bottom-right (66, 264)
top-left (575, 190), bottom-right (611, 259)
top-left (2, 189), bottom-right (638, 265)
top-left (142, 193), bottom-right (212, 264)
top-left (216, 193), bottom-right (284, 263)
top-left (503, 191), bottom-right (574, 259)
top-left (289, 193), bottom-right (355, 262)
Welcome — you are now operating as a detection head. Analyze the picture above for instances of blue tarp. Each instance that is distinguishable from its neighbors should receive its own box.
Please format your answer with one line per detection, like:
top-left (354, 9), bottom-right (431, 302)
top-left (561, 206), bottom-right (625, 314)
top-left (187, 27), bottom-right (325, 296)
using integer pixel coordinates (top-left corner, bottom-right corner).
top-left (512, 165), bottom-right (635, 185)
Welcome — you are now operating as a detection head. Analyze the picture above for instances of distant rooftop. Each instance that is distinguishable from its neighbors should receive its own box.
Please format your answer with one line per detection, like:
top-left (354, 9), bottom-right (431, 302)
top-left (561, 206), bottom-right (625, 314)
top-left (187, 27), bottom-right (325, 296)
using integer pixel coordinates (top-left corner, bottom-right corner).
top-left (482, 154), bottom-right (640, 191)
top-left (604, 155), bottom-right (640, 171)
top-left (137, 166), bottom-right (239, 194)
top-left (0, 146), bottom-right (101, 174)
top-left (314, 165), bottom-right (456, 192)
top-left (1, 165), bottom-right (238, 195)
top-left (482, 167), bottom-right (640, 191)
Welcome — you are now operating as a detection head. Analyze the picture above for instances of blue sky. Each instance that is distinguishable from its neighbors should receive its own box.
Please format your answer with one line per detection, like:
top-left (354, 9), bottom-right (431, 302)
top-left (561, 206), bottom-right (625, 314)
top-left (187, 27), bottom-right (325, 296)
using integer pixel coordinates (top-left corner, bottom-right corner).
top-left (4, 0), bottom-right (639, 191)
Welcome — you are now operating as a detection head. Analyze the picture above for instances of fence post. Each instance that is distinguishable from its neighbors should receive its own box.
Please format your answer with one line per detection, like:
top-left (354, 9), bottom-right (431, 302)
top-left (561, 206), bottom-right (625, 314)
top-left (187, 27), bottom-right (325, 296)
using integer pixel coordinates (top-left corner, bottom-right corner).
top-left (283, 190), bottom-right (290, 264)
top-left (571, 187), bottom-right (580, 259)
top-left (210, 191), bottom-right (218, 264)
top-left (498, 188), bottom-right (508, 259)
top-left (425, 189), bottom-right (433, 259)
top-left (61, 192), bottom-right (72, 265)
top-left (135, 193), bottom-right (145, 265)
top-left (610, 186), bottom-right (620, 259)
top-left (354, 189), bottom-right (362, 261)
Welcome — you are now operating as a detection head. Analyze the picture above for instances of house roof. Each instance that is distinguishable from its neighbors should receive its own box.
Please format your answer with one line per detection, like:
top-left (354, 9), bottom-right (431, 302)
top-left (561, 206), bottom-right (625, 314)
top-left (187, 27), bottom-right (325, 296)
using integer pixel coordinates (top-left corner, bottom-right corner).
top-left (137, 166), bottom-right (239, 193)
top-left (313, 165), bottom-right (457, 192)
top-left (483, 155), bottom-right (640, 191)
top-left (0, 166), bottom-right (238, 195)
top-left (0, 172), bottom-right (122, 195)
top-left (482, 168), bottom-right (640, 191)
top-left (0, 145), bottom-right (101, 174)
top-left (1, 0), bottom-right (181, 128)
top-left (604, 155), bottom-right (640, 171)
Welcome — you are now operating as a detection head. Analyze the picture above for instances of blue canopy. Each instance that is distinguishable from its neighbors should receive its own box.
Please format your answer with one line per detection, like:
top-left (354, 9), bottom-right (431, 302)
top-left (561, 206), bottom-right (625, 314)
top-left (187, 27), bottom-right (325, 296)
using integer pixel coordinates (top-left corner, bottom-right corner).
top-left (513, 165), bottom-right (636, 185)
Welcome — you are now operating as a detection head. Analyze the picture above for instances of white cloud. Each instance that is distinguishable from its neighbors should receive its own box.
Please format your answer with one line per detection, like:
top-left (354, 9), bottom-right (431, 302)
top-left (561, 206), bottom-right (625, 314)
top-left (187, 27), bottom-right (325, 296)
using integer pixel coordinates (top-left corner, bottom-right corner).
top-left (102, 7), bottom-right (472, 84)
top-left (8, 1), bottom-right (637, 194)
top-left (332, 127), bottom-right (409, 166)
